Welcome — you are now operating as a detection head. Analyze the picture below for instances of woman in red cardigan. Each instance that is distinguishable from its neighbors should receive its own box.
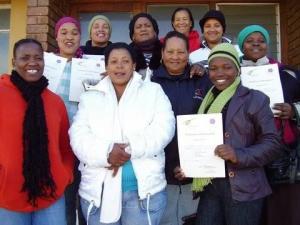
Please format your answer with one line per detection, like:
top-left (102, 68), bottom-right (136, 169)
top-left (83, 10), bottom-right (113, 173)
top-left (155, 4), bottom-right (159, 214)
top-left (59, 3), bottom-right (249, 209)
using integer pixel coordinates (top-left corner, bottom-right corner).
top-left (0, 38), bottom-right (74, 225)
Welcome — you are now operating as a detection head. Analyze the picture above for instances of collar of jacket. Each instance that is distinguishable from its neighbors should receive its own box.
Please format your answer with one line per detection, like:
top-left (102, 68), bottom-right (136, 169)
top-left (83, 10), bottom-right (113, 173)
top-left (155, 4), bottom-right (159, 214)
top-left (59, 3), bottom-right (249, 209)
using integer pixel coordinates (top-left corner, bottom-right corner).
top-left (90, 71), bottom-right (144, 94)
top-left (201, 36), bottom-right (232, 49)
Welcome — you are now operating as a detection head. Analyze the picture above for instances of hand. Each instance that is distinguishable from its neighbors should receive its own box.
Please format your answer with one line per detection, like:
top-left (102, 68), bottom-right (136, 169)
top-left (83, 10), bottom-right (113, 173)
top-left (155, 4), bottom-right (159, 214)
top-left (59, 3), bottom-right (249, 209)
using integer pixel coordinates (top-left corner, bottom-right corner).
top-left (108, 143), bottom-right (131, 167)
top-left (214, 144), bottom-right (238, 164)
top-left (273, 103), bottom-right (295, 119)
top-left (190, 63), bottom-right (206, 78)
top-left (106, 165), bottom-right (120, 177)
top-left (174, 166), bottom-right (186, 181)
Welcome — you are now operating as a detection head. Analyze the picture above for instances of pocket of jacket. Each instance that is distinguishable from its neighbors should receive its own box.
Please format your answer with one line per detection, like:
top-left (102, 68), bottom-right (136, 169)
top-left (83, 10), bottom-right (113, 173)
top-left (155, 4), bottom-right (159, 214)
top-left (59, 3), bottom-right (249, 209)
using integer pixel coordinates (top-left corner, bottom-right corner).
top-left (139, 190), bottom-right (167, 213)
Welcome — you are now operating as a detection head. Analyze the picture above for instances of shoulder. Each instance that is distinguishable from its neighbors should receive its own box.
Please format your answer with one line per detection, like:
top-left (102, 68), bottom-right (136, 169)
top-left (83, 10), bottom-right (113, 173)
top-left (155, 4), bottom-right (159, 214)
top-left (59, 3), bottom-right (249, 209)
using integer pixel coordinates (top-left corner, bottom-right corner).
top-left (43, 89), bottom-right (66, 107)
top-left (238, 85), bottom-right (270, 108)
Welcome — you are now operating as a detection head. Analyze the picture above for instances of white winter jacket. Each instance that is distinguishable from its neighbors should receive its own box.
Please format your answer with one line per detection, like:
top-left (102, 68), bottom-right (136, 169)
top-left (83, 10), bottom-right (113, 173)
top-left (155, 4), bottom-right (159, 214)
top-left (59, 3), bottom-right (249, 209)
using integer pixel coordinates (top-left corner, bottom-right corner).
top-left (69, 72), bottom-right (175, 223)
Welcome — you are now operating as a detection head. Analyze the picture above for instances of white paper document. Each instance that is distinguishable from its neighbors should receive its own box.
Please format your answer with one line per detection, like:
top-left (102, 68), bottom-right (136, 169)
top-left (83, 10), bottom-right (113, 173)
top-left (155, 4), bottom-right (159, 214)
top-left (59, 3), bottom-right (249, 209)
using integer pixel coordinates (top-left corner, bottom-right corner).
top-left (82, 54), bottom-right (105, 65)
top-left (177, 113), bottom-right (225, 178)
top-left (241, 64), bottom-right (284, 108)
top-left (43, 52), bottom-right (67, 92)
top-left (69, 58), bottom-right (105, 102)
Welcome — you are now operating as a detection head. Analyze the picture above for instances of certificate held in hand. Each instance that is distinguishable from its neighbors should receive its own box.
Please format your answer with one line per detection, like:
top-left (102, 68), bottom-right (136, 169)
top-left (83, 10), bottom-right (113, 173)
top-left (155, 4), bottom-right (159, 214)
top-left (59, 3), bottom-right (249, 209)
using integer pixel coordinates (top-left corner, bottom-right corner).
top-left (241, 64), bottom-right (284, 110)
top-left (177, 113), bottom-right (225, 178)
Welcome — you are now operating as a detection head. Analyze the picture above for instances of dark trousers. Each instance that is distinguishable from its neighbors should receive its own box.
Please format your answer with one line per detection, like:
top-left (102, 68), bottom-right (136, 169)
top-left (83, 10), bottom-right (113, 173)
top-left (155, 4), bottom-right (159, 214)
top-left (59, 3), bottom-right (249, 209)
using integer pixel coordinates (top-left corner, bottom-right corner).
top-left (65, 159), bottom-right (86, 225)
top-left (196, 178), bottom-right (264, 225)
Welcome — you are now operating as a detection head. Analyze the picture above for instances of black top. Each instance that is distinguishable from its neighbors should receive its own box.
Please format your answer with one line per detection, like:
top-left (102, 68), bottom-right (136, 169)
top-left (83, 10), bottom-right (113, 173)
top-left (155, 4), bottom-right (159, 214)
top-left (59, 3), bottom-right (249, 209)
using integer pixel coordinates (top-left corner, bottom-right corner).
top-left (80, 40), bottom-right (112, 55)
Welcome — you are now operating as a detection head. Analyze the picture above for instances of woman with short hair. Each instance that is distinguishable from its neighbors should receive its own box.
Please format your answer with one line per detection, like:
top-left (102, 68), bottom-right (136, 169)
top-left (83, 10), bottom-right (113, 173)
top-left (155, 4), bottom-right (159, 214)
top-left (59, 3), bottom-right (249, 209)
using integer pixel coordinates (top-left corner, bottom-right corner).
top-left (69, 42), bottom-right (175, 225)
top-left (0, 38), bottom-right (74, 225)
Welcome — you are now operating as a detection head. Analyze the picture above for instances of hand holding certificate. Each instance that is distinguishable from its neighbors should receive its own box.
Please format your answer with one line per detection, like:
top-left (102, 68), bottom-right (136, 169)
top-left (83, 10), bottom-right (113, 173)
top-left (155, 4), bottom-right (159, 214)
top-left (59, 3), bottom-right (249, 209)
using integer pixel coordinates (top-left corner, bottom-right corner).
top-left (43, 52), bottom-right (67, 92)
top-left (69, 58), bottom-right (106, 102)
top-left (177, 113), bottom-right (225, 178)
top-left (241, 64), bottom-right (284, 112)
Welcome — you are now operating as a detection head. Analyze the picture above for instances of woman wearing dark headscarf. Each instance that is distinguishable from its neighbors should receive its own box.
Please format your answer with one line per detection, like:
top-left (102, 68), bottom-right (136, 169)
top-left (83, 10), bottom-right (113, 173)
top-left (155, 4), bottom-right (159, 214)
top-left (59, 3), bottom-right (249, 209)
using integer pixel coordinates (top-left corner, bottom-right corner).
top-left (128, 13), bottom-right (162, 81)
top-left (189, 9), bottom-right (241, 66)
top-left (237, 24), bottom-right (300, 225)
top-left (0, 38), bottom-right (74, 225)
top-left (129, 13), bottom-right (205, 81)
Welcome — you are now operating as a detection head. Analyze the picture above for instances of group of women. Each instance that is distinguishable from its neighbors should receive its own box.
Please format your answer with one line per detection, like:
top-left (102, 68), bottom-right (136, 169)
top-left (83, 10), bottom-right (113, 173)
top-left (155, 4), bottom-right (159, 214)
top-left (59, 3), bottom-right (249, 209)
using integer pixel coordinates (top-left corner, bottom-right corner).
top-left (0, 6), bottom-right (299, 225)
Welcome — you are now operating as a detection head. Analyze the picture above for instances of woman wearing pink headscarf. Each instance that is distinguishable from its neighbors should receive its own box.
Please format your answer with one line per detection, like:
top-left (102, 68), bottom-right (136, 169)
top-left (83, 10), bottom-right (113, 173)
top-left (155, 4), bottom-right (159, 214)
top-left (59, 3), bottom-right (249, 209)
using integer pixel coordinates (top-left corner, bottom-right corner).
top-left (53, 16), bottom-right (85, 225)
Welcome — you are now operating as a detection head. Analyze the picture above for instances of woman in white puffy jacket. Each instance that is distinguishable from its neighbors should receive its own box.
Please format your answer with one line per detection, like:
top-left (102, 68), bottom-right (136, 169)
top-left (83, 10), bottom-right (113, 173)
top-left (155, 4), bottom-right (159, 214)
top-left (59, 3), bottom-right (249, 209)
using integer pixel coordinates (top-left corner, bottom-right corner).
top-left (69, 42), bottom-right (175, 225)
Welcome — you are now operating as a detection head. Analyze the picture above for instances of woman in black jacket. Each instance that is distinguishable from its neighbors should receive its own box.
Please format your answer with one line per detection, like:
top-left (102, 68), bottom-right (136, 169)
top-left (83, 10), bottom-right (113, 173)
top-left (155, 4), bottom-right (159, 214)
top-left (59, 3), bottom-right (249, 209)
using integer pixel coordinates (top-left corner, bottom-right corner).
top-left (151, 31), bottom-right (211, 225)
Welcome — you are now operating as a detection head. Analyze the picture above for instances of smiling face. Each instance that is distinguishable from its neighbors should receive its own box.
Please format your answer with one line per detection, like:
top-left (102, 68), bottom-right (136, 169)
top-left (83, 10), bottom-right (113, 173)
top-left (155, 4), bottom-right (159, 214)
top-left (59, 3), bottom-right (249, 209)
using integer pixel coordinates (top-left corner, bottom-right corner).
top-left (208, 57), bottom-right (238, 91)
top-left (132, 17), bottom-right (156, 43)
top-left (56, 22), bottom-right (80, 59)
top-left (242, 32), bottom-right (268, 62)
top-left (12, 42), bottom-right (44, 82)
top-left (203, 18), bottom-right (223, 48)
top-left (90, 19), bottom-right (110, 47)
top-left (172, 10), bottom-right (192, 36)
top-left (106, 48), bottom-right (135, 89)
top-left (162, 36), bottom-right (188, 75)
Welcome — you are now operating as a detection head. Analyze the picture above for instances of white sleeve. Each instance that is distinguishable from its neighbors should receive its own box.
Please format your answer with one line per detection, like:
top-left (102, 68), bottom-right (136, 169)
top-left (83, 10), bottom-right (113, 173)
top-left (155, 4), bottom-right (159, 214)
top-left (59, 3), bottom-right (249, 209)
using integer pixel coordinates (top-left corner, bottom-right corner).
top-left (125, 85), bottom-right (175, 159)
top-left (69, 93), bottom-right (112, 167)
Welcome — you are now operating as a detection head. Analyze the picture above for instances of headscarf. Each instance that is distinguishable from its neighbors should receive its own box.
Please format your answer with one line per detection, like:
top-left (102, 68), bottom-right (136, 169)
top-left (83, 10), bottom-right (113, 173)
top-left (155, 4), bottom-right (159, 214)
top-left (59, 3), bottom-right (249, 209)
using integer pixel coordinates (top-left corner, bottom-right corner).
top-left (88, 15), bottom-right (112, 38)
top-left (208, 43), bottom-right (241, 73)
top-left (237, 25), bottom-right (270, 51)
top-left (55, 16), bottom-right (81, 38)
top-left (199, 10), bottom-right (226, 33)
top-left (55, 16), bottom-right (83, 58)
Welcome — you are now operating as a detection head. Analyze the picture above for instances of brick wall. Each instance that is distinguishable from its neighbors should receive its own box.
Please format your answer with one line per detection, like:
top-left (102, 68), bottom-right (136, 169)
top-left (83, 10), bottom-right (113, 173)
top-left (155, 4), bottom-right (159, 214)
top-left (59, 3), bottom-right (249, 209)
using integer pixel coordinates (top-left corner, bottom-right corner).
top-left (286, 0), bottom-right (300, 69)
top-left (27, 0), bottom-right (70, 52)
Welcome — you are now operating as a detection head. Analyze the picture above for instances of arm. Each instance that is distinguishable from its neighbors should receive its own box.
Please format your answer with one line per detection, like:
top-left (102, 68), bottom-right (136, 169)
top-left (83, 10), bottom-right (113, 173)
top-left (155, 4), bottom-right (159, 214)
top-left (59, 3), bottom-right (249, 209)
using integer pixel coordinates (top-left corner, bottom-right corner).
top-left (59, 102), bottom-right (75, 182)
top-left (69, 93), bottom-right (112, 167)
top-left (125, 85), bottom-right (175, 159)
top-left (233, 95), bottom-right (282, 168)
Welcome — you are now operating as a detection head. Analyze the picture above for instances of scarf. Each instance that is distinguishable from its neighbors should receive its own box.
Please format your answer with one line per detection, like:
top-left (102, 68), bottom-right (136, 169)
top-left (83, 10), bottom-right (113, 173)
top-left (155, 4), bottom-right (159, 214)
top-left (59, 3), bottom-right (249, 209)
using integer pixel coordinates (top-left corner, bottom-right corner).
top-left (192, 77), bottom-right (241, 192)
top-left (130, 39), bottom-right (162, 71)
top-left (10, 70), bottom-right (56, 206)
top-left (134, 37), bottom-right (158, 53)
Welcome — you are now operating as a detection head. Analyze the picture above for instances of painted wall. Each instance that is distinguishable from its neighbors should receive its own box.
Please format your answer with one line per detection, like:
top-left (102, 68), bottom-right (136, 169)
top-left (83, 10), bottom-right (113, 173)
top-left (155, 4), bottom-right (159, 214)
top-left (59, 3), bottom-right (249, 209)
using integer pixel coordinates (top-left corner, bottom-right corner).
top-left (7, 0), bottom-right (26, 72)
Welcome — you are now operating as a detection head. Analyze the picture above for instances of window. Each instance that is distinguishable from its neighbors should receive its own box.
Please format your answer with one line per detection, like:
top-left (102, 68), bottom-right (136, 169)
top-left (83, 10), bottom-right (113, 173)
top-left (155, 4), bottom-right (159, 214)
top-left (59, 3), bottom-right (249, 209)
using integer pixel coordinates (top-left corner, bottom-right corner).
top-left (0, 7), bottom-right (10, 74)
top-left (217, 4), bottom-right (280, 60)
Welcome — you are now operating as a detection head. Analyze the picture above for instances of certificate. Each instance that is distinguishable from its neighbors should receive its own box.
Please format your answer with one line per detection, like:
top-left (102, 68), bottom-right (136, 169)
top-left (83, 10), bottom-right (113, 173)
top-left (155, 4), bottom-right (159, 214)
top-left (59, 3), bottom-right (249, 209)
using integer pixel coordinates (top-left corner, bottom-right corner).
top-left (69, 58), bottom-right (105, 102)
top-left (43, 52), bottom-right (67, 92)
top-left (241, 64), bottom-right (284, 109)
top-left (82, 54), bottom-right (105, 65)
top-left (189, 48), bottom-right (210, 67)
top-left (177, 113), bottom-right (225, 178)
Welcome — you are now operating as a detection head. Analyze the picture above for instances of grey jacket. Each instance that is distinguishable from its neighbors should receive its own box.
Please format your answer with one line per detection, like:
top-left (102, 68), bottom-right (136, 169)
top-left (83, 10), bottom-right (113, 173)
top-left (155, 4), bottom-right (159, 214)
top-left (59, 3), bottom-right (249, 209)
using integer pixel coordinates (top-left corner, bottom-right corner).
top-left (224, 85), bottom-right (281, 201)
